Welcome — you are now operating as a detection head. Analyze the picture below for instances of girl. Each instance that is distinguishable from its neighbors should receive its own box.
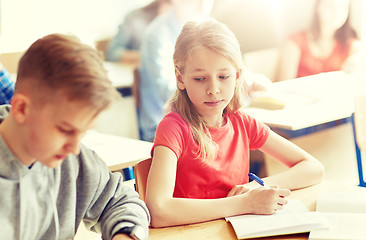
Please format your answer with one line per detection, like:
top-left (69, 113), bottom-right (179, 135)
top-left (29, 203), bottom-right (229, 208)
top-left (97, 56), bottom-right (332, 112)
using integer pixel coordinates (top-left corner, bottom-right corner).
top-left (275, 0), bottom-right (362, 82)
top-left (146, 19), bottom-right (324, 228)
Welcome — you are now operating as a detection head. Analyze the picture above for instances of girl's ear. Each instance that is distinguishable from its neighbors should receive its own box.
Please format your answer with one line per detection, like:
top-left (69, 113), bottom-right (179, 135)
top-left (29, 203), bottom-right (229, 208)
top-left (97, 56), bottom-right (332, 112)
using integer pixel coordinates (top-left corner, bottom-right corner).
top-left (175, 68), bottom-right (186, 90)
top-left (10, 94), bottom-right (30, 124)
top-left (236, 69), bottom-right (242, 80)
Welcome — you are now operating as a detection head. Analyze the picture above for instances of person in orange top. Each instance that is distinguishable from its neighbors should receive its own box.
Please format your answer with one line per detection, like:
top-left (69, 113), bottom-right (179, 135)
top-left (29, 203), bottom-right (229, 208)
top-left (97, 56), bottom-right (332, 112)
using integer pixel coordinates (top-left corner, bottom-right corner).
top-left (275, 0), bottom-right (362, 82)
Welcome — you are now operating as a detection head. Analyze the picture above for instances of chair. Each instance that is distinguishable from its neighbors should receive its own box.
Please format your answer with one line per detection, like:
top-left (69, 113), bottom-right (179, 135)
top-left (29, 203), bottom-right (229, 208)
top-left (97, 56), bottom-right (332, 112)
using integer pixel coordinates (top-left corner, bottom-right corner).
top-left (132, 68), bottom-right (141, 109)
top-left (133, 158), bottom-right (152, 201)
top-left (132, 67), bottom-right (146, 141)
top-left (0, 51), bottom-right (24, 74)
top-left (94, 37), bottom-right (111, 60)
top-left (351, 94), bottom-right (366, 187)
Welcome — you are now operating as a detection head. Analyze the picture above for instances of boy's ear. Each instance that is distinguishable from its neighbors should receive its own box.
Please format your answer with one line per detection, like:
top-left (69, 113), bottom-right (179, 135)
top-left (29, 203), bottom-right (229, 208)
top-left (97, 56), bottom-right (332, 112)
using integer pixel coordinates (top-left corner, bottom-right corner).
top-left (175, 68), bottom-right (185, 90)
top-left (10, 94), bottom-right (30, 124)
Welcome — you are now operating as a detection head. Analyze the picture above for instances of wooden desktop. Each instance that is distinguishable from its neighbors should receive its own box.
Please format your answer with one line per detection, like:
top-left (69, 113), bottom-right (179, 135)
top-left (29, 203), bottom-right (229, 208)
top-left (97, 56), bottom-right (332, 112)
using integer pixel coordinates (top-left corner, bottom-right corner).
top-left (148, 181), bottom-right (366, 240)
top-left (81, 130), bottom-right (153, 171)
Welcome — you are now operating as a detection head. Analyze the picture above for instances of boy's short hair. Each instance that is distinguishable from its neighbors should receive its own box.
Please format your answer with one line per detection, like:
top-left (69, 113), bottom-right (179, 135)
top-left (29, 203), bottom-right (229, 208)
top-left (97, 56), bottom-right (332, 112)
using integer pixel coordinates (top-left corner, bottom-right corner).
top-left (15, 33), bottom-right (120, 111)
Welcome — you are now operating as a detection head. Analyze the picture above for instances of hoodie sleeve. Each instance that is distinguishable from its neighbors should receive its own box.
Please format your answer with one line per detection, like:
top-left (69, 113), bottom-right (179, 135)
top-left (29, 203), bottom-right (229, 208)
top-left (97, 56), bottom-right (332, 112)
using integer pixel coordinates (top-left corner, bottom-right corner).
top-left (75, 145), bottom-right (150, 240)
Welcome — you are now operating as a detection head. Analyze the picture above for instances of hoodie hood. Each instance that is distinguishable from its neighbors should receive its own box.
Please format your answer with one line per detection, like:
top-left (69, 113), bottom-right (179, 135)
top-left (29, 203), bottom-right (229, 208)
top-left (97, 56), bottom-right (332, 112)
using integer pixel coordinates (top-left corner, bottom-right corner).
top-left (0, 104), bottom-right (60, 240)
top-left (0, 104), bottom-right (37, 180)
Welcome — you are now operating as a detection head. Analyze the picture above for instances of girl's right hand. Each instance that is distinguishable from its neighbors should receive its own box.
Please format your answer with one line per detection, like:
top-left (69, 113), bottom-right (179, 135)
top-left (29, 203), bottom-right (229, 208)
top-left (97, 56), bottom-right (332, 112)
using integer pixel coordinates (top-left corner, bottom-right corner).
top-left (241, 187), bottom-right (291, 215)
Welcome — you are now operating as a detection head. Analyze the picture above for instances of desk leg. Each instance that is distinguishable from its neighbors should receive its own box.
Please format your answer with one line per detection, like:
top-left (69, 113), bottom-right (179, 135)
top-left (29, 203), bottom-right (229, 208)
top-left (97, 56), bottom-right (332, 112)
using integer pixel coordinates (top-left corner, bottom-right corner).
top-left (351, 114), bottom-right (366, 187)
top-left (122, 167), bottom-right (135, 181)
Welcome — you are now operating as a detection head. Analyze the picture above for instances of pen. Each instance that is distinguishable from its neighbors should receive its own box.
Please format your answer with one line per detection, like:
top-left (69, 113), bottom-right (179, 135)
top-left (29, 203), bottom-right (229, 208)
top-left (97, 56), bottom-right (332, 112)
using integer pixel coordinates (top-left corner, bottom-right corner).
top-left (248, 172), bottom-right (269, 188)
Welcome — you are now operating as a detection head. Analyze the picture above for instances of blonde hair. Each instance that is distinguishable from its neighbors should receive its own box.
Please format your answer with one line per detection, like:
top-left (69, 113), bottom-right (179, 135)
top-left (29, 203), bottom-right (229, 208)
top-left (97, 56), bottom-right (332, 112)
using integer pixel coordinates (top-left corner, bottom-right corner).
top-left (16, 33), bottom-right (120, 112)
top-left (168, 19), bottom-right (246, 161)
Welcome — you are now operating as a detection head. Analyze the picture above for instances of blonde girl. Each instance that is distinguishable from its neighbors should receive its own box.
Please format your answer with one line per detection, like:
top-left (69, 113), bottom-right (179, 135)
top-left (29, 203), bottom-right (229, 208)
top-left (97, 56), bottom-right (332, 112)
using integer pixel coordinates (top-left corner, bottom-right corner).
top-left (146, 19), bottom-right (324, 227)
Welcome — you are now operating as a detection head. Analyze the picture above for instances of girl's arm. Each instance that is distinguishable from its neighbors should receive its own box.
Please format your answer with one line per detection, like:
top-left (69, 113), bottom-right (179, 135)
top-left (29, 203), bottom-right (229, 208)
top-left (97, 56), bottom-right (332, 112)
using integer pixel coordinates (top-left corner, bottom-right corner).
top-left (145, 145), bottom-right (290, 228)
top-left (274, 40), bottom-right (301, 82)
top-left (259, 130), bottom-right (324, 190)
top-left (342, 39), bottom-right (366, 73)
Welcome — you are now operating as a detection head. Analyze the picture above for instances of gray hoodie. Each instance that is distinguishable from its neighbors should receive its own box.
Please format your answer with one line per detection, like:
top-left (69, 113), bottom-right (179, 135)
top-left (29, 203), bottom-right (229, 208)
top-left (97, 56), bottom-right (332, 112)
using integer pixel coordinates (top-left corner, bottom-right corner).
top-left (0, 105), bottom-right (150, 239)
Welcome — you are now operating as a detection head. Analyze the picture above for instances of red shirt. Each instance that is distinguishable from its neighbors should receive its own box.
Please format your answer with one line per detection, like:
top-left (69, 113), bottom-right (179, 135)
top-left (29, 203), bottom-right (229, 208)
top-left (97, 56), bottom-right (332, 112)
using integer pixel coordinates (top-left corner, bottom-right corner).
top-left (152, 111), bottom-right (269, 199)
top-left (292, 31), bottom-right (353, 78)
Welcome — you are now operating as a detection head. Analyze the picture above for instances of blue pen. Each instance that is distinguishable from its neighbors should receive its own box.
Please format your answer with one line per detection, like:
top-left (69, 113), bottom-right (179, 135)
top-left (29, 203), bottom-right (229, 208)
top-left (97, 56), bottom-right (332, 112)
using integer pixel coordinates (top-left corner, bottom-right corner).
top-left (248, 172), bottom-right (269, 188)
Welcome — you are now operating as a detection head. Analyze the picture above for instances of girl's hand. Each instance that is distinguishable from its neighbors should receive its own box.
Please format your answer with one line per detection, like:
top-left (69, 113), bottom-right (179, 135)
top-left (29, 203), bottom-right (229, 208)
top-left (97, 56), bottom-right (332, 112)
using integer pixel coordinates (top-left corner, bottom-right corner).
top-left (241, 187), bottom-right (291, 215)
top-left (227, 185), bottom-right (251, 197)
top-left (227, 181), bottom-right (278, 197)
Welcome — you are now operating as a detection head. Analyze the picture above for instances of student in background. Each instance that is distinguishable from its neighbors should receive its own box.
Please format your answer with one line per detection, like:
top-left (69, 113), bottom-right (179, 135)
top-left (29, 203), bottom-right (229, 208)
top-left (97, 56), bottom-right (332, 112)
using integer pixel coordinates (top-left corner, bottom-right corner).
top-left (106, 0), bottom-right (172, 65)
top-left (275, 0), bottom-right (362, 82)
top-left (145, 19), bottom-right (324, 227)
top-left (138, 0), bottom-right (214, 142)
top-left (0, 63), bottom-right (14, 105)
top-left (0, 34), bottom-right (150, 239)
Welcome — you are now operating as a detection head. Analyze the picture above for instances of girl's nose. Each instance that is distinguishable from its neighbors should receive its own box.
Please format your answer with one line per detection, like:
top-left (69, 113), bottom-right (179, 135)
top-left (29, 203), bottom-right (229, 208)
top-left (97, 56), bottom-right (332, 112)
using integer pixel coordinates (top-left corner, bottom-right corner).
top-left (207, 79), bottom-right (220, 95)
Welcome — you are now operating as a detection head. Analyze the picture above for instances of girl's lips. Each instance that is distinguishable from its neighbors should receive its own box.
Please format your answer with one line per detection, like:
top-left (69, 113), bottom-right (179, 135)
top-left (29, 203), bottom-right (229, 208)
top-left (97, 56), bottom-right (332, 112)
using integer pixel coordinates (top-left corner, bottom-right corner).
top-left (204, 100), bottom-right (223, 107)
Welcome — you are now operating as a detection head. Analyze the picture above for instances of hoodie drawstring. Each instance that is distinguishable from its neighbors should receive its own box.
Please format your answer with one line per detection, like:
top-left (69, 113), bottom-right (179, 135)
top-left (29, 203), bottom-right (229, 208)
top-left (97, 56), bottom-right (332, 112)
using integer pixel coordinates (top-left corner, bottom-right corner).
top-left (48, 170), bottom-right (60, 239)
top-left (17, 163), bottom-right (61, 240)
top-left (17, 165), bottom-right (25, 240)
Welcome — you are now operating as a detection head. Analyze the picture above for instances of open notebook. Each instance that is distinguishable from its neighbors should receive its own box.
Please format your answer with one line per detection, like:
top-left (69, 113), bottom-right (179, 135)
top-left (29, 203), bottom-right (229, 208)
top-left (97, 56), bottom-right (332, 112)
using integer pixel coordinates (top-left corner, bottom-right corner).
top-left (308, 192), bottom-right (366, 240)
top-left (226, 199), bottom-right (329, 239)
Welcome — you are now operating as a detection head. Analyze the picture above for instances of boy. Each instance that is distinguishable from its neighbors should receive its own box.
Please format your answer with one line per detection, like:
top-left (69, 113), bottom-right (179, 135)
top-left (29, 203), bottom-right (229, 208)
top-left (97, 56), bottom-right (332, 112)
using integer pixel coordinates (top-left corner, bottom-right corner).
top-left (0, 34), bottom-right (150, 240)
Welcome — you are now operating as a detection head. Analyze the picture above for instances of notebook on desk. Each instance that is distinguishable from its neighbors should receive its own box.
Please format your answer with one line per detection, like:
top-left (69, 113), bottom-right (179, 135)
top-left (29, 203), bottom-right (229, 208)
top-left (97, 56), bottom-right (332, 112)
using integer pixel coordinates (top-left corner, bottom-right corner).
top-left (308, 192), bottom-right (366, 240)
top-left (226, 199), bottom-right (329, 239)
top-left (248, 89), bottom-right (321, 111)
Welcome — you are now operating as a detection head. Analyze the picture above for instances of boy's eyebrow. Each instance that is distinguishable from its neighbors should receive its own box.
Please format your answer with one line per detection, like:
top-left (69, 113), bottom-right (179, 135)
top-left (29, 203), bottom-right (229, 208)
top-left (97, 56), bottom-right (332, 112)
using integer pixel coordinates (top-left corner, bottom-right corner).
top-left (59, 121), bottom-right (78, 131)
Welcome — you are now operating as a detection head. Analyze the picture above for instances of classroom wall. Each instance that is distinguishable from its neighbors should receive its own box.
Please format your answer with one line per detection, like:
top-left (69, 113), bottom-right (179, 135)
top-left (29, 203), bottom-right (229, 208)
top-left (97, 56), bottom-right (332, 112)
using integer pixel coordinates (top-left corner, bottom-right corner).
top-left (1, 0), bottom-right (365, 55)
top-left (213, 0), bottom-right (314, 53)
top-left (0, 0), bottom-right (151, 53)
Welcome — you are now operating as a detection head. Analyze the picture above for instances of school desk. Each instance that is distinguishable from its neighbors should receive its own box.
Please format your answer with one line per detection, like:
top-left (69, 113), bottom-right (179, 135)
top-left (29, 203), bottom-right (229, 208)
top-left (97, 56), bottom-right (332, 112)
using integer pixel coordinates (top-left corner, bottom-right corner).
top-left (245, 71), bottom-right (366, 184)
top-left (81, 130), bottom-right (153, 172)
top-left (148, 181), bottom-right (366, 240)
top-left (245, 71), bottom-right (364, 136)
top-left (104, 61), bottom-right (135, 89)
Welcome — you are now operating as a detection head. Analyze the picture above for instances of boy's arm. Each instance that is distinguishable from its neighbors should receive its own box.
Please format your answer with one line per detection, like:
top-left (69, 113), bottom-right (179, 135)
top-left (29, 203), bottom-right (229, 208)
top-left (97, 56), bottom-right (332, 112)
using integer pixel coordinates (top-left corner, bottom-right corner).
top-left (140, 30), bottom-right (176, 102)
top-left (106, 22), bottom-right (130, 62)
top-left (77, 145), bottom-right (150, 240)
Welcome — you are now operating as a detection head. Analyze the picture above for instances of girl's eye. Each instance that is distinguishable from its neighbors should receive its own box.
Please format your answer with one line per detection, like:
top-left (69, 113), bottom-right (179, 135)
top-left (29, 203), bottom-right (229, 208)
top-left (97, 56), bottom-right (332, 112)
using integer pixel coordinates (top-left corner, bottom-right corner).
top-left (219, 75), bottom-right (230, 80)
top-left (58, 127), bottom-right (74, 135)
